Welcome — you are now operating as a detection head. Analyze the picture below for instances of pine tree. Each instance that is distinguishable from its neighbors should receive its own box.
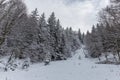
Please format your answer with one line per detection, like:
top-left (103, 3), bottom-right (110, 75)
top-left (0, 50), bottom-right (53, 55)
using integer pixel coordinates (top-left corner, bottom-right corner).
top-left (0, 0), bottom-right (81, 63)
top-left (78, 29), bottom-right (82, 43)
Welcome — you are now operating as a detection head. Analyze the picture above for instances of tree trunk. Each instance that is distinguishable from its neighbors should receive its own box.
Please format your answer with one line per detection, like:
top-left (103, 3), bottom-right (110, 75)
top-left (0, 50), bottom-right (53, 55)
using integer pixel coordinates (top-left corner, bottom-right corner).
top-left (117, 51), bottom-right (120, 61)
top-left (98, 57), bottom-right (101, 61)
top-left (105, 54), bottom-right (108, 61)
top-left (113, 54), bottom-right (117, 62)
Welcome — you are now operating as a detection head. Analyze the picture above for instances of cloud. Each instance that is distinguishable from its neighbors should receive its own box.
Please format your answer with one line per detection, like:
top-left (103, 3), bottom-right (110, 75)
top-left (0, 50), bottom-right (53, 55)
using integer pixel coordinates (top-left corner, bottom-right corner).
top-left (24, 0), bottom-right (109, 33)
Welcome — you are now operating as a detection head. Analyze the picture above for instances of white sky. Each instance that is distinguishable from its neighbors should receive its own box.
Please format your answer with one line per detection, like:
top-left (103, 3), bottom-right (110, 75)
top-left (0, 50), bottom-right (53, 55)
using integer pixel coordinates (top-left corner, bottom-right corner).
top-left (24, 0), bottom-right (110, 33)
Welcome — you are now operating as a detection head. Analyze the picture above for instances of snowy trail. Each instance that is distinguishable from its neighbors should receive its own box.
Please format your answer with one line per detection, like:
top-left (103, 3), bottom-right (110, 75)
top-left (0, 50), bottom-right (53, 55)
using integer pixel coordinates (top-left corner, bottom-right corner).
top-left (1, 46), bottom-right (120, 80)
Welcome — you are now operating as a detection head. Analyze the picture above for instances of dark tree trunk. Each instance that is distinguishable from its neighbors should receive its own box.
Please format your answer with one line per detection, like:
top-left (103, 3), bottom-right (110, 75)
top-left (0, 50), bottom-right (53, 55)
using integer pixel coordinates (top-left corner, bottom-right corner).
top-left (98, 57), bottom-right (101, 61)
top-left (117, 51), bottom-right (120, 61)
top-left (105, 54), bottom-right (108, 61)
top-left (113, 54), bottom-right (117, 62)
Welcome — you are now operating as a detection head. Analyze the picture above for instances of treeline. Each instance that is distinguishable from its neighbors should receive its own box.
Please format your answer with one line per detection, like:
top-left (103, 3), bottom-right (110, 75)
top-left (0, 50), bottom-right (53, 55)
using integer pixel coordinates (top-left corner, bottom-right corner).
top-left (84, 0), bottom-right (120, 62)
top-left (0, 0), bottom-right (82, 63)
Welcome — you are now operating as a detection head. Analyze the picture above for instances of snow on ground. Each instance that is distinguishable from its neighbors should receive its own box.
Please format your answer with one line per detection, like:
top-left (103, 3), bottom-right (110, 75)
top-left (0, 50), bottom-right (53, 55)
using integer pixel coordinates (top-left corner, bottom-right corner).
top-left (1, 46), bottom-right (120, 80)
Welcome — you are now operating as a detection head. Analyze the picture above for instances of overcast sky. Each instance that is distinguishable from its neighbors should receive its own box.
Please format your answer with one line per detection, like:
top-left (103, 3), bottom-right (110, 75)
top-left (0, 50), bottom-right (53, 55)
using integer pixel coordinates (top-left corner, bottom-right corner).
top-left (24, 0), bottom-right (109, 33)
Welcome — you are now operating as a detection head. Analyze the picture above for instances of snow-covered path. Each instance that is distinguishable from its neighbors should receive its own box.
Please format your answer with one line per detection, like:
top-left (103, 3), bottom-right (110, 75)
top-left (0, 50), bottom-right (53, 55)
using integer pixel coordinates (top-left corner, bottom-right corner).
top-left (1, 46), bottom-right (120, 80)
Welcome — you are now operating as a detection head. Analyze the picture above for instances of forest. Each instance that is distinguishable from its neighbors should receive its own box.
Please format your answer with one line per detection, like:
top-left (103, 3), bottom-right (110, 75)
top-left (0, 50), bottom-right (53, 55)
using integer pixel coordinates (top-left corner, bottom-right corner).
top-left (84, 0), bottom-right (120, 63)
top-left (1, 0), bottom-right (120, 80)
top-left (0, 0), bottom-right (84, 64)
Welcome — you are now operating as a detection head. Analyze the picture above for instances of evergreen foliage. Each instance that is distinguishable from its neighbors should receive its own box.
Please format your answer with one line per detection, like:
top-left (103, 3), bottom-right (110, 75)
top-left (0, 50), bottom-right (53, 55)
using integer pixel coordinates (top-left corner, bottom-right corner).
top-left (0, 0), bottom-right (81, 63)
